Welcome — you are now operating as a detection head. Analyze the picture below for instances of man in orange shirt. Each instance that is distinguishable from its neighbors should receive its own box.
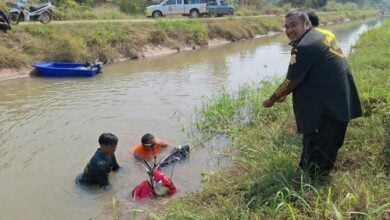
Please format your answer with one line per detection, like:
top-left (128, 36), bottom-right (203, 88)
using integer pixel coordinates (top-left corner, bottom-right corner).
top-left (132, 133), bottom-right (168, 160)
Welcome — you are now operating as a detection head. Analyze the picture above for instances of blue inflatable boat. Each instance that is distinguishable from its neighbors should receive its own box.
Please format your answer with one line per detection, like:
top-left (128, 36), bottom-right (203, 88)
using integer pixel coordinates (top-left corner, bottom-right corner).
top-left (32, 62), bottom-right (102, 77)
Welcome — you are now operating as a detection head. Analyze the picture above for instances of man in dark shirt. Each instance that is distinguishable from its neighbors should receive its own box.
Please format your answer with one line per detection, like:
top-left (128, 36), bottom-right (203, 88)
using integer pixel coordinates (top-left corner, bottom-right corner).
top-left (263, 9), bottom-right (362, 178)
top-left (76, 133), bottom-right (120, 189)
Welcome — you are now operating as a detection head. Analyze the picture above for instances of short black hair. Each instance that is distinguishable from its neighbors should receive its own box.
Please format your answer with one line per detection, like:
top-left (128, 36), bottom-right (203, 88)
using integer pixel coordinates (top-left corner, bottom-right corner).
top-left (285, 8), bottom-right (309, 22)
top-left (141, 133), bottom-right (155, 144)
top-left (307, 11), bottom-right (319, 27)
top-left (98, 133), bottom-right (118, 146)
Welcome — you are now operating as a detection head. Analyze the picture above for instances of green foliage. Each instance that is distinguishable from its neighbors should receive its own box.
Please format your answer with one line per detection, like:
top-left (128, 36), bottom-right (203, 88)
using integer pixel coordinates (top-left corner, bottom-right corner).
top-left (275, 0), bottom-right (373, 9)
top-left (207, 17), bottom-right (282, 41)
top-left (382, 113), bottom-right (390, 174)
top-left (196, 90), bottom-right (242, 134)
top-left (45, 32), bottom-right (87, 61)
top-left (116, 0), bottom-right (153, 14)
top-left (343, 2), bottom-right (360, 9)
top-left (89, 4), bottom-right (133, 19)
top-left (323, 0), bottom-right (361, 11)
top-left (148, 29), bottom-right (168, 45)
top-left (235, 4), bottom-right (286, 15)
top-left (0, 1), bottom-right (7, 11)
top-left (349, 20), bottom-right (390, 116)
top-left (277, 0), bottom-right (327, 8)
top-left (22, 25), bottom-right (57, 38)
top-left (54, 0), bottom-right (97, 20)
top-left (154, 20), bottom-right (208, 45)
top-left (0, 46), bottom-right (31, 68)
top-left (75, 0), bottom-right (94, 5)
top-left (73, 23), bottom-right (134, 60)
top-left (227, 0), bottom-right (240, 7)
top-left (349, 20), bottom-right (390, 175)
top-left (50, 0), bottom-right (136, 20)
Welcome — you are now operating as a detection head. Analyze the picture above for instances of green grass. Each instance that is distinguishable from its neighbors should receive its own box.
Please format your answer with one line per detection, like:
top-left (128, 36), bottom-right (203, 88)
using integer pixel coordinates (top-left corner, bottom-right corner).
top-left (0, 1), bottom-right (7, 12)
top-left (349, 23), bottom-right (390, 116)
top-left (156, 20), bottom-right (390, 219)
top-left (155, 20), bottom-right (209, 45)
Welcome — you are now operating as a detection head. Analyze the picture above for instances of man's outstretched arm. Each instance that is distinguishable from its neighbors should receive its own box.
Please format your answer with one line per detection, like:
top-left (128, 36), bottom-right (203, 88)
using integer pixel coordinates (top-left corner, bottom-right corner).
top-left (263, 79), bottom-right (298, 108)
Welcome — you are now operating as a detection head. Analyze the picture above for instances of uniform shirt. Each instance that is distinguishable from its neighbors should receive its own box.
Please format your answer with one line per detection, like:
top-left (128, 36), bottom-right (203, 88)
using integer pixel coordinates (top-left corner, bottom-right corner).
top-left (77, 149), bottom-right (120, 188)
top-left (132, 143), bottom-right (163, 160)
top-left (315, 27), bottom-right (336, 43)
top-left (287, 28), bottom-right (362, 134)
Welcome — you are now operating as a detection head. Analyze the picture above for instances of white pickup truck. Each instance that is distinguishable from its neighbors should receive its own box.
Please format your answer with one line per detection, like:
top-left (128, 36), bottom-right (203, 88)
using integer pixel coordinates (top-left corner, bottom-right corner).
top-left (145, 0), bottom-right (208, 18)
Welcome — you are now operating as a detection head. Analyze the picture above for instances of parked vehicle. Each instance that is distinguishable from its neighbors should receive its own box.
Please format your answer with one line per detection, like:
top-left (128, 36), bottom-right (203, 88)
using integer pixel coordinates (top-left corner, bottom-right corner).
top-left (32, 62), bottom-right (102, 77)
top-left (0, 10), bottom-right (11, 33)
top-left (145, 0), bottom-right (208, 18)
top-left (206, 0), bottom-right (234, 17)
top-left (9, 0), bottom-right (54, 25)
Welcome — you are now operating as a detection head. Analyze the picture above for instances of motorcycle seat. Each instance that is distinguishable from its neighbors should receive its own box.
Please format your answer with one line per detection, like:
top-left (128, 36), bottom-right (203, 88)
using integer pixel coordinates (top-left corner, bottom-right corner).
top-left (29, 4), bottom-right (48, 12)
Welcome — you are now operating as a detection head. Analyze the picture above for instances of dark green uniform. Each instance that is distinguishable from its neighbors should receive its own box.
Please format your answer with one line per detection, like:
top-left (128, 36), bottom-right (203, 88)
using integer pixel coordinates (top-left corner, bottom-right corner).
top-left (286, 28), bottom-right (362, 176)
top-left (76, 149), bottom-right (120, 188)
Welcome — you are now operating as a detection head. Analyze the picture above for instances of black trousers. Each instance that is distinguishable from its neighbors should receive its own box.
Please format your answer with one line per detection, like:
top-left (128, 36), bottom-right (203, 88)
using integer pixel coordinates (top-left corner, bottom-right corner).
top-left (299, 114), bottom-right (348, 177)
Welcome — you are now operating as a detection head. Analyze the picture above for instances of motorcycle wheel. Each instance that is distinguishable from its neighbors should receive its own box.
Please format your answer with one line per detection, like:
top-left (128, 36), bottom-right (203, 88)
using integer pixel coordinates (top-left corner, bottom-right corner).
top-left (8, 12), bottom-right (20, 25)
top-left (39, 12), bottom-right (52, 24)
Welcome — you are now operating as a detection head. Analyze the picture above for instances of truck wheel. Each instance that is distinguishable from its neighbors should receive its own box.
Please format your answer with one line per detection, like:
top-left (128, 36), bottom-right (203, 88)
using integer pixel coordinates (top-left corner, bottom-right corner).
top-left (209, 12), bottom-right (217, 17)
top-left (228, 9), bottom-right (234, 15)
top-left (189, 10), bottom-right (199, 18)
top-left (152, 11), bottom-right (162, 19)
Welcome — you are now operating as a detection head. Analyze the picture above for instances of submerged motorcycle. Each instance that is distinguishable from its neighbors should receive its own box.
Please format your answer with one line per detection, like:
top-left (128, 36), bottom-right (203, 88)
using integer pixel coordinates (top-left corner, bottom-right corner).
top-left (131, 145), bottom-right (190, 201)
top-left (9, 1), bottom-right (54, 25)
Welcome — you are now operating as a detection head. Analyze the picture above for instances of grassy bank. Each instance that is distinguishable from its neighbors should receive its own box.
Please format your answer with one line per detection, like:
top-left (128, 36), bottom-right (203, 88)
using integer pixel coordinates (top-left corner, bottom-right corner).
top-left (0, 11), bottom-right (376, 71)
top-left (151, 20), bottom-right (390, 219)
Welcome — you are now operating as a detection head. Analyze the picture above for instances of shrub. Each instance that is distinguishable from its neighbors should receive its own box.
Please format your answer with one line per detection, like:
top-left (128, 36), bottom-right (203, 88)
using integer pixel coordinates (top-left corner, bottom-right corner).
top-left (116, 0), bottom-right (153, 14)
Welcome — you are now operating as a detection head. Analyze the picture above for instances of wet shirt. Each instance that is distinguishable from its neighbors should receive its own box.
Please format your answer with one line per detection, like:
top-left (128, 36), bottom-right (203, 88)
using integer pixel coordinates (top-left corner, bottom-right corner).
top-left (132, 143), bottom-right (163, 160)
top-left (287, 28), bottom-right (362, 133)
top-left (77, 149), bottom-right (120, 188)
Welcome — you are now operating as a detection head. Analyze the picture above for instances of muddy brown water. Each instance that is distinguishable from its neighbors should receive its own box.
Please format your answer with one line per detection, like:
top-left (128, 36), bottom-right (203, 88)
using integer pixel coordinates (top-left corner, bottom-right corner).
top-left (0, 18), bottom-right (383, 219)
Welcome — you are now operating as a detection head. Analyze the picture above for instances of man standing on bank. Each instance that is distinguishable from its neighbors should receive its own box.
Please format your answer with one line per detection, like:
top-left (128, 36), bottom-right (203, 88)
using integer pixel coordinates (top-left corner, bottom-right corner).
top-left (263, 9), bottom-right (362, 178)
